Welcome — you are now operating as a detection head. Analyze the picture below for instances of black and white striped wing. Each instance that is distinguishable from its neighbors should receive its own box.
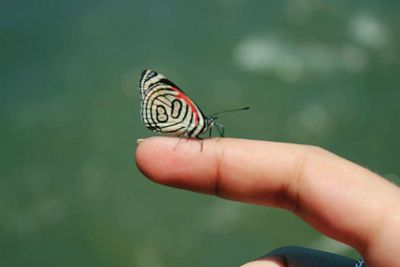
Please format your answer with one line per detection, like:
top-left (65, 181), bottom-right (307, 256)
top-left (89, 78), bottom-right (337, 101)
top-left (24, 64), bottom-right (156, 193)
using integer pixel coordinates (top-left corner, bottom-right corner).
top-left (139, 70), bottom-right (208, 137)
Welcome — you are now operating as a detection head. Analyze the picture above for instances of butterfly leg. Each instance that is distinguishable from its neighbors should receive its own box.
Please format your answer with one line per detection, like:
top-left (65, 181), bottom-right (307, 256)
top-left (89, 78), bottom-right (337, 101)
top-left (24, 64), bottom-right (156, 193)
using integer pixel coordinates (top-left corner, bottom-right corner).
top-left (208, 127), bottom-right (212, 138)
top-left (197, 136), bottom-right (204, 152)
top-left (174, 124), bottom-right (193, 151)
top-left (173, 135), bottom-right (185, 151)
top-left (215, 122), bottom-right (225, 137)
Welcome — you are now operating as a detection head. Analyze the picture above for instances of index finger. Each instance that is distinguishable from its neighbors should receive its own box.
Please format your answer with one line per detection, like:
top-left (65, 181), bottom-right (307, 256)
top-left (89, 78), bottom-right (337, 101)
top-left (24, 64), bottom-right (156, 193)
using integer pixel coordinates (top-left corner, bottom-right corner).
top-left (135, 137), bottom-right (400, 256)
top-left (137, 137), bottom-right (306, 205)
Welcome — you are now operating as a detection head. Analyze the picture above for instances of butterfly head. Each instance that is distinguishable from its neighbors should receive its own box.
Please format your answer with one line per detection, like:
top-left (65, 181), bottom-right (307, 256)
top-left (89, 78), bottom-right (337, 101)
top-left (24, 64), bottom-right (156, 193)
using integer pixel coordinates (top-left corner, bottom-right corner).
top-left (206, 116), bottom-right (225, 137)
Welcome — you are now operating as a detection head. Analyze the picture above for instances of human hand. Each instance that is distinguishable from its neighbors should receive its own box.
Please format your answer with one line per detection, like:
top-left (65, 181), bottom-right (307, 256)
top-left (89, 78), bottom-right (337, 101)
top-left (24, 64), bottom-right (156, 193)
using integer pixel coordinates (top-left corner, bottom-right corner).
top-left (135, 137), bottom-right (400, 267)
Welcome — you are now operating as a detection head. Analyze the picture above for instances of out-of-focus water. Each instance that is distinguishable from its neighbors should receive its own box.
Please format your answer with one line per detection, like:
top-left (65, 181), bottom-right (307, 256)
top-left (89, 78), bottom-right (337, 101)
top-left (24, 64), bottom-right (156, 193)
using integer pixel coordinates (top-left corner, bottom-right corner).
top-left (1, 1), bottom-right (399, 266)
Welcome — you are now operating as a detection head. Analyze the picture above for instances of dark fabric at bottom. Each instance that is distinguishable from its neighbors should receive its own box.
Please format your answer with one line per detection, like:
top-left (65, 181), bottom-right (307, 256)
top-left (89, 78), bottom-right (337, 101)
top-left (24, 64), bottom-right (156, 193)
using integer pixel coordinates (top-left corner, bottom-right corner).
top-left (261, 246), bottom-right (362, 267)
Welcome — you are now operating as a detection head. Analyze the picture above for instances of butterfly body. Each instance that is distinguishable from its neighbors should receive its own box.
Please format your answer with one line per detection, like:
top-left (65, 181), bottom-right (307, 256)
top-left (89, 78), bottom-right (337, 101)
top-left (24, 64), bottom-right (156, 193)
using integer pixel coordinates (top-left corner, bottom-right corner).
top-left (139, 70), bottom-right (222, 138)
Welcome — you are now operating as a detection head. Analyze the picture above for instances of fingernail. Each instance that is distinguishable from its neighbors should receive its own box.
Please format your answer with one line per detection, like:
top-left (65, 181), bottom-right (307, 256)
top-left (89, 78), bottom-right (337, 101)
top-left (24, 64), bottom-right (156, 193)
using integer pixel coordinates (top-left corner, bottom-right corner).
top-left (136, 138), bottom-right (145, 144)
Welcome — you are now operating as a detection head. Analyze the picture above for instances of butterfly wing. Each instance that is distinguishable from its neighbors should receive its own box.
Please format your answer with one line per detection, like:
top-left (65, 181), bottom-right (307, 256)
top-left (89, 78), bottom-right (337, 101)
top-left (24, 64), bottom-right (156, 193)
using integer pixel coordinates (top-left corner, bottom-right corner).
top-left (139, 70), bottom-right (208, 137)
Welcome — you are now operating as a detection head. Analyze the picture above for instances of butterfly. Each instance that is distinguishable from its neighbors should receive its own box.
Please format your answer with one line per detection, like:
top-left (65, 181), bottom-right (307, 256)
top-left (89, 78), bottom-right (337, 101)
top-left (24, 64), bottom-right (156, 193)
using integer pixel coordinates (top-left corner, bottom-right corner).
top-left (139, 69), bottom-right (248, 139)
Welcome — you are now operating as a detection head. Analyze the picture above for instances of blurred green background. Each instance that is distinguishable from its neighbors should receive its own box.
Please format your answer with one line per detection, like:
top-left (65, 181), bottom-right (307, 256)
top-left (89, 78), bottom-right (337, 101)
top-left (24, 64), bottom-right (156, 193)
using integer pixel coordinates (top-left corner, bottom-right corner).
top-left (1, 1), bottom-right (399, 266)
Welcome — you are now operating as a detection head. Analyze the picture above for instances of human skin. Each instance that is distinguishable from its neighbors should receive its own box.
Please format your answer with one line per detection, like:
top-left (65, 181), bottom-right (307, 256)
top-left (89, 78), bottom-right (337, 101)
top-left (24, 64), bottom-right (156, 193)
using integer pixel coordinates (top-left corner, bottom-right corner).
top-left (135, 137), bottom-right (400, 267)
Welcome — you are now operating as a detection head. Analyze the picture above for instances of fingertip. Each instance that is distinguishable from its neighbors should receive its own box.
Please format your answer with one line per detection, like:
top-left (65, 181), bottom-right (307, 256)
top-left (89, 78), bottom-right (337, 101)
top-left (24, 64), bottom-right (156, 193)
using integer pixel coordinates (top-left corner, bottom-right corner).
top-left (241, 260), bottom-right (283, 267)
top-left (135, 137), bottom-right (176, 182)
top-left (135, 137), bottom-right (218, 193)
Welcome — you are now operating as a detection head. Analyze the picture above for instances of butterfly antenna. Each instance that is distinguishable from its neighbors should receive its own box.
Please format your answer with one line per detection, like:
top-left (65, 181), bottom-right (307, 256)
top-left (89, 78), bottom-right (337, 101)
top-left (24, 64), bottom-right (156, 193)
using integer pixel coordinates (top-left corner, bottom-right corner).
top-left (210, 106), bottom-right (250, 117)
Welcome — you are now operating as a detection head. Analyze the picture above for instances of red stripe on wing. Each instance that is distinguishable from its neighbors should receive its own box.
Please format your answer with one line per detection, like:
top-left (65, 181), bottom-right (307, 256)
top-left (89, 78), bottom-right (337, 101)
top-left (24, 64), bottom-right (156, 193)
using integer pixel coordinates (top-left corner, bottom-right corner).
top-left (171, 87), bottom-right (199, 124)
